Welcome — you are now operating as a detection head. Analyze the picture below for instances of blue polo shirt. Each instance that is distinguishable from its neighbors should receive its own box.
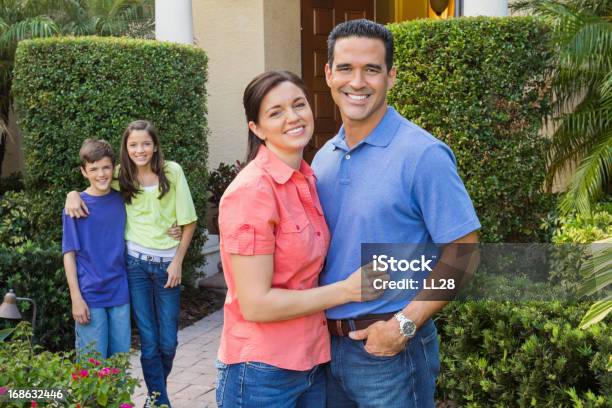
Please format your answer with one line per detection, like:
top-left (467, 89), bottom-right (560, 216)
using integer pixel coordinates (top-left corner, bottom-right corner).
top-left (312, 107), bottom-right (480, 319)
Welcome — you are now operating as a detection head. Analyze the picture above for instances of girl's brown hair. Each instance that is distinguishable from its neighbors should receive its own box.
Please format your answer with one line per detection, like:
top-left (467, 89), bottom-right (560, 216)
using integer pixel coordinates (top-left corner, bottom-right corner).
top-left (119, 120), bottom-right (170, 204)
top-left (243, 70), bottom-right (309, 164)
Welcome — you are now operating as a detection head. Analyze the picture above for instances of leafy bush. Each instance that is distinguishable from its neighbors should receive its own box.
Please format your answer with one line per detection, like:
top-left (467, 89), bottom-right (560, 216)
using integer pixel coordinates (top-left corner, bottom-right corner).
top-left (11, 36), bottom-right (208, 283)
top-left (0, 322), bottom-right (139, 408)
top-left (436, 301), bottom-right (611, 406)
top-left (0, 242), bottom-right (71, 351)
top-left (388, 17), bottom-right (555, 242)
top-left (541, 202), bottom-right (612, 295)
top-left (0, 172), bottom-right (24, 195)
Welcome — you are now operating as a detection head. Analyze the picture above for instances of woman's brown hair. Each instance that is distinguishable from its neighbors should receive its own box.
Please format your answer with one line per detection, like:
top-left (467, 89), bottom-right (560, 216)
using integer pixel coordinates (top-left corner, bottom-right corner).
top-left (119, 120), bottom-right (170, 204)
top-left (243, 70), bottom-right (309, 164)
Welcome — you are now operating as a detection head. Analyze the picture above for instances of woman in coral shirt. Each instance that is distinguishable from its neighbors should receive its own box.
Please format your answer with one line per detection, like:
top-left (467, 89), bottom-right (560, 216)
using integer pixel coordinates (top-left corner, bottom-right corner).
top-left (216, 71), bottom-right (382, 407)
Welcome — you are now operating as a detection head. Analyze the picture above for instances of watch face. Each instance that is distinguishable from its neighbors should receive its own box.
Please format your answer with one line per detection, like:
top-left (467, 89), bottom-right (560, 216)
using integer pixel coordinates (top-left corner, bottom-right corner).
top-left (401, 320), bottom-right (416, 336)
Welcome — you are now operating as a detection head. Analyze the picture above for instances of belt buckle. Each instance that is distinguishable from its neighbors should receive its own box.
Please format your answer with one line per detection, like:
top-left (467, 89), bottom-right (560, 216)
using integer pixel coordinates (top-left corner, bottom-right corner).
top-left (146, 255), bottom-right (154, 261)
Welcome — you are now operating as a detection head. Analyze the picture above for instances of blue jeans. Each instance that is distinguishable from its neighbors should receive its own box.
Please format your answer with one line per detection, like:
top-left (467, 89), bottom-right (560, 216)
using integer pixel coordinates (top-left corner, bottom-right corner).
top-left (326, 319), bottom-right (440, 407)
top-left (127, 255), bottom-right (180, 407)
top-left (75, 303), bottom-right (131, 359)
top-left (215, 360), bottom-right (325, 407)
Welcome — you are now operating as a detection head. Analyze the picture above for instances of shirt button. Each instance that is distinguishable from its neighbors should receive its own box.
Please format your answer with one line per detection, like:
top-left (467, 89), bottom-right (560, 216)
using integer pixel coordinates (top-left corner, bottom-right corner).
top-left (295, 225), bottom-right (300, 230)
top-left (316, 231), bottom-right (321, 236)
top-left (345, 154), bottom-right (351, 160)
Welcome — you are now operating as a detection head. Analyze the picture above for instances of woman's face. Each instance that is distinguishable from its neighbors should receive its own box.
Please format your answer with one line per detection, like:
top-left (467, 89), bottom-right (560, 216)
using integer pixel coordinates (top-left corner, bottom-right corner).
top-left (249, 81), bottom-right (314, 158)
top-left (126, 129), bottom-right (156, 169)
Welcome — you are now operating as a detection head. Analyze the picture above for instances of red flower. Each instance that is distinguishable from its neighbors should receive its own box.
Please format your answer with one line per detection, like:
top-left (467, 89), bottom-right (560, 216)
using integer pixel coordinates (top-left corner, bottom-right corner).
top-left (71, 372), bottom-right (80, 381)
top-left (111, 368), bottom-right (121, 375)
top-left (88, 357), bottom-right (101, 366)
top-left (76, 404), bottom-right (81, 408)
top-left (31, 402), bottom-right (38, 408)
top-left (79, 369), bottom-right (89, 378)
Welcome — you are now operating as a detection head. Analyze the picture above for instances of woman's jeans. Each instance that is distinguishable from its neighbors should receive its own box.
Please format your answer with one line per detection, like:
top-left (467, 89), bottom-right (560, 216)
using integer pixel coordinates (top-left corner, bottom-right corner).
top-left (127, 255), bottom-right (180, 407)
top-left (216, 360), bottom-right (325, 407)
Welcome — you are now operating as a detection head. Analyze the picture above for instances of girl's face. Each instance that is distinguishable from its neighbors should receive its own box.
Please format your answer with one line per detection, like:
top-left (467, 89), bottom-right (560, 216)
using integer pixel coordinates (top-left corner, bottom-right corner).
top-left (248, 81), bottom-right (314, 158)
top-left (126, 130), bottom-right (156, 169)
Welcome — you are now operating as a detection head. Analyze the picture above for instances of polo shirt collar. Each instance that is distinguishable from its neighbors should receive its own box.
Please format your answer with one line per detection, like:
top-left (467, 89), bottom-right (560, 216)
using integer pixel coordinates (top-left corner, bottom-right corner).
top-left (331, 106), bottom-right (401, 151)
top-left (254, 144), bottom-right (313, 184)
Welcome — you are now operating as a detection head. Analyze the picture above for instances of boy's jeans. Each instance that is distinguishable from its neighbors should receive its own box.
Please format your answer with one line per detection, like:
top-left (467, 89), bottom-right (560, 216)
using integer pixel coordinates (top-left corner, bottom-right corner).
top-left (326, 319), bottom-right (440, 407)
top-left (127, 255), bottom-right (180, 408)
top-left (75, 303), bottom-right (131, 359)
top-left (216, 360), bottom-right (325, 407)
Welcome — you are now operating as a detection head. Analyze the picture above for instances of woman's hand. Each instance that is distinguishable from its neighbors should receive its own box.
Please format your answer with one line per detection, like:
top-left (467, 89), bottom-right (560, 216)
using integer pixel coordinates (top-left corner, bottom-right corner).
top-left (65, 191), bottom-right (89, 218)
top-left (165, 259), bottom-right (182, 288)
top-left (342, 263), bottom-right (388, 303)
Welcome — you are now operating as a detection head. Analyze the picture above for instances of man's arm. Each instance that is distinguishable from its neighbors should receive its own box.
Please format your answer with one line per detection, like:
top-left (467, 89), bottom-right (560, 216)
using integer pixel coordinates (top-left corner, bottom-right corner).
top-left (349, 230), bottom-right (479, 356)
top-left (64, 251), bottom-right (90, 324)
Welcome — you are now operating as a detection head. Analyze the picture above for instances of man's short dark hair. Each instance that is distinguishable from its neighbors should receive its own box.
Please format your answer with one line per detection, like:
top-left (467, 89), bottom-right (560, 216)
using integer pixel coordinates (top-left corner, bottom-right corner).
top-left (327, 19), bottom-right (394, 72)
top-left (79, 138), bottom-right (115, 168)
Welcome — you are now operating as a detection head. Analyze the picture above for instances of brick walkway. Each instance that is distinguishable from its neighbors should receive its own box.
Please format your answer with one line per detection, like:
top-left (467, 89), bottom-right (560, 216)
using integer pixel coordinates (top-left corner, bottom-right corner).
top-left (130, 309), bottom-right (223, 408)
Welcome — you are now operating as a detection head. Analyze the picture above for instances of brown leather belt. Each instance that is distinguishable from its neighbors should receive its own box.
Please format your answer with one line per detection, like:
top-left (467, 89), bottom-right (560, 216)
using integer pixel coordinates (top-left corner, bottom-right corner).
top-left (327, 313), bottom-right (395, 336)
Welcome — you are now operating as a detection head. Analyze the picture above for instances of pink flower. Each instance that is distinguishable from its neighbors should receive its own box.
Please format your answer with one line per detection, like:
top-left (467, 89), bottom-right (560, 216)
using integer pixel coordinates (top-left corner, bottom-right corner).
top-left (119, 404), bottom-right (134, 408)
top-left (31, 402), bottom-right (38, 408)
top-left (0, 387), bottom-right (6, 395)
top-left (88, 357), bottom-right (101, 366)
top-left (97, 367), bottom-right (112, 378)
top-left (79, 369), bottom-right (89, 378)
top-left (111, 368), bottom-right (121, 375)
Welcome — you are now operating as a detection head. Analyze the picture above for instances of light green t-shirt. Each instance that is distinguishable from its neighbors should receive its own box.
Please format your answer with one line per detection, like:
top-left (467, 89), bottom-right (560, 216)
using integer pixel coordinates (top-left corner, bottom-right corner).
top-left (112, 161), bottom-right (197, 250)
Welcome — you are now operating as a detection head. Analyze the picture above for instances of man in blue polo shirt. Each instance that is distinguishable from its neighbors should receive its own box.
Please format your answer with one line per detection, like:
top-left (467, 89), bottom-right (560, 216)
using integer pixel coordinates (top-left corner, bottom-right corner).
top-left (312, 19), bottom-right (481, 407)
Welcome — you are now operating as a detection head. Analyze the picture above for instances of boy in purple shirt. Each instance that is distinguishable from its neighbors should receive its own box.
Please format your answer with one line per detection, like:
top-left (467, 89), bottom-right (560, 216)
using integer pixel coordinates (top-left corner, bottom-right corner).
top-left (62, 139), bottom-right (130, 359)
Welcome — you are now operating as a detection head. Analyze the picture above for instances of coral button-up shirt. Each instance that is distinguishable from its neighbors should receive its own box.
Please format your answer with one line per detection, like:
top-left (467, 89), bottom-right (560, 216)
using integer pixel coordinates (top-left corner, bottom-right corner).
top-left (217, 145), bottom-right (331, 371)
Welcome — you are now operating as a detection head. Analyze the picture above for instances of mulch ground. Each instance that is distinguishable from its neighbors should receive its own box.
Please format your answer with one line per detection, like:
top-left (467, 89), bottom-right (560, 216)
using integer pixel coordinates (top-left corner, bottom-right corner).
top-left (131, 286), bottom-right (225, 349)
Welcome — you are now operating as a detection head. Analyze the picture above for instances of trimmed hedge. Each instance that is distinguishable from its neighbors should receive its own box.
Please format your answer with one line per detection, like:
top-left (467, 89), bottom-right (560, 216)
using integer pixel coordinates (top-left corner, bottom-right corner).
top-left (388, 17), bottom-right (555, 242)
top-left (12, 36), bottom-right (208, 281)
top-left (437, 301), bottom-right (611, 406)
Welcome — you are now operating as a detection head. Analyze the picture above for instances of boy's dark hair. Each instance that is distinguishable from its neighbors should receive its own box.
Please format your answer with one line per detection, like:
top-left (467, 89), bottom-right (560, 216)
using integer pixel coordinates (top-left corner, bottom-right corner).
top-left (79, 138), bottom-right (115, 168)
top-left (327, 19), bottom-right (394, 72)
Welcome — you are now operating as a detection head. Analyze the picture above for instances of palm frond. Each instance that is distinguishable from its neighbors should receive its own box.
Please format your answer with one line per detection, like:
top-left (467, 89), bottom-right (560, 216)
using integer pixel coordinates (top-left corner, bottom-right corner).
top-left (559, 132), bottom-right (612, 214)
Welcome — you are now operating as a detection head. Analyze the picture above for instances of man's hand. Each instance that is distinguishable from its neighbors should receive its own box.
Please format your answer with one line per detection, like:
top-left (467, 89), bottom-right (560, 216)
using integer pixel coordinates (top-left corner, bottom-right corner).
top-left (349, 319), bottom-right (407, 357)
top-left (72, 297), bottom-right (90, 325)
top-left (165, 259), bottom-right (182, 288)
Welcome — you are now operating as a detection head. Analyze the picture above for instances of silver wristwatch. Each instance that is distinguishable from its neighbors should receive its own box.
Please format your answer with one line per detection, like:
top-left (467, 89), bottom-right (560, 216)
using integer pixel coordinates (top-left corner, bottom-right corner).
top-left (394, 312), bottom-right (417, 338)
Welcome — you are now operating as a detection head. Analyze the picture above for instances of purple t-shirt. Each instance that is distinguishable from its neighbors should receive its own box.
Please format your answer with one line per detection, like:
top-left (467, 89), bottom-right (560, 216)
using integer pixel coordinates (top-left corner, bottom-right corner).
top-left (62, 190), bottom-right (129, 308)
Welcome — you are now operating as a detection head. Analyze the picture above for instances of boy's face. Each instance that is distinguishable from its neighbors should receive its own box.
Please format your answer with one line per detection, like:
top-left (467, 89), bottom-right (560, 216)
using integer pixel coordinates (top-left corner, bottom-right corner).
top-left (80, 156), bottom-right (114, 194)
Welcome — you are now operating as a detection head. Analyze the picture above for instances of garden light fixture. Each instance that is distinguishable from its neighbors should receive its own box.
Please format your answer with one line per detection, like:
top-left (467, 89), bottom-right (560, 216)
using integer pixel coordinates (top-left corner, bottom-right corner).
top-left (0, 289), bottom-right (37, 330)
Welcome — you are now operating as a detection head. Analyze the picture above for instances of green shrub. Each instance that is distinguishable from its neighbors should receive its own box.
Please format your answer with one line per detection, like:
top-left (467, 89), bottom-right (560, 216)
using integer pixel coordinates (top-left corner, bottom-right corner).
top-left (436, 301), bottom-right (611, 406)
top-left (0, 322), bottom-right (139, 407)
top-left (543, 202), bottom-right (612, 295)
top-left (11, 36), bottom-right (208, 283)
top-left (388, 17), bottom-right (555, 242)
top-left (0, 242), bottom-right (71, 351)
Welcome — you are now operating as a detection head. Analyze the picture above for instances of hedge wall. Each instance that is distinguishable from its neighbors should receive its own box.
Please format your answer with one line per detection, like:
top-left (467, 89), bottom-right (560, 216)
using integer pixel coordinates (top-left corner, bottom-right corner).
top-left (388, 17), bottom-right (554, 242)
top-left (12, 36), bottom-right (208, 279)
top-left (5, 37), bottom-right (208, 350)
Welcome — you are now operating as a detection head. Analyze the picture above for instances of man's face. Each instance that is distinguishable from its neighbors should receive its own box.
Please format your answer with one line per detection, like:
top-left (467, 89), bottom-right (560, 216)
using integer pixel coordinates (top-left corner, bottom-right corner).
top-left (325, 37), bottom-right (396, 127)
